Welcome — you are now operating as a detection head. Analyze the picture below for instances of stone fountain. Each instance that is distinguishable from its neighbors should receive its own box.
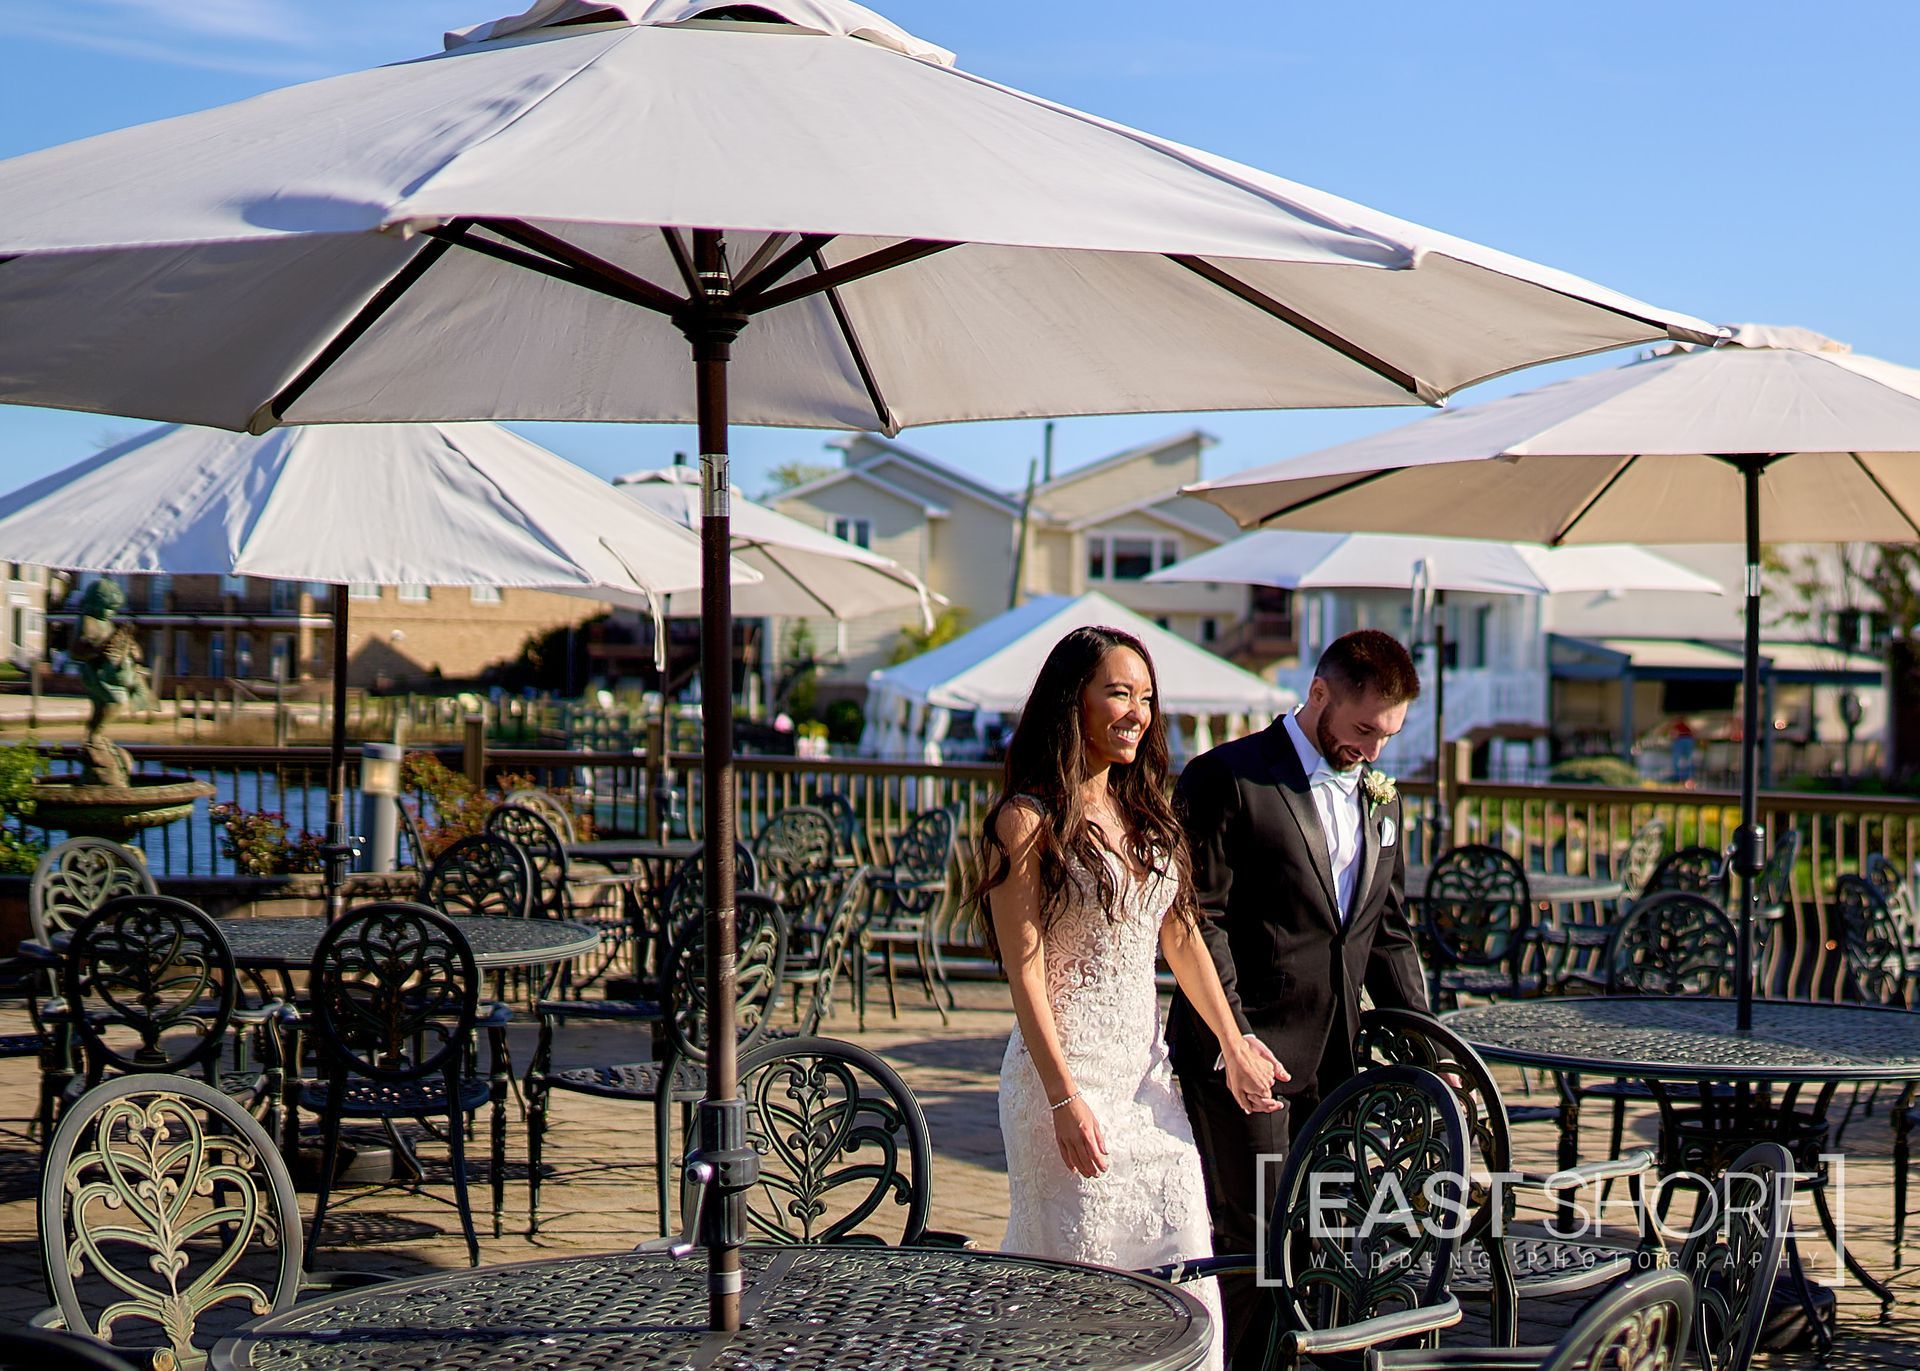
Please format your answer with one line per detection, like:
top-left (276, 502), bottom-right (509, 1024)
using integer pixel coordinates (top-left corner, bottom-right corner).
top-left (32, 579), bottom-right (212, 838)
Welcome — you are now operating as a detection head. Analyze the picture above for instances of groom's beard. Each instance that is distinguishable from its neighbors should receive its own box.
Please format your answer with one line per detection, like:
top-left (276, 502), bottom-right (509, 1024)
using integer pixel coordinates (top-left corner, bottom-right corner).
top-left (1315, 713), bottom-right (1364, 773)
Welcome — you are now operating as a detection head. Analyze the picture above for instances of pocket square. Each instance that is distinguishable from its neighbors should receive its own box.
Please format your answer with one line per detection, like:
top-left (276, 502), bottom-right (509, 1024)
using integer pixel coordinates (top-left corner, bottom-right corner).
top-left (1379, 816), bottom-right (1397, 847)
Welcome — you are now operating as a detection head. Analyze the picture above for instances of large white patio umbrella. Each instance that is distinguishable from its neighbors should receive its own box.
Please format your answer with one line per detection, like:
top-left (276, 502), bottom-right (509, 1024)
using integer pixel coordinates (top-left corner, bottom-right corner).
top-left (1186, 324), bottom-right (1920, 1030)
top-left (615, 464), bottom-right (937, 625)
top-left (0, 421), bottom-right (757, 913)
top-left (0, 0), bottom-right (1717, 1320)
top-left (1147, 531), bottom-right (1722, 836)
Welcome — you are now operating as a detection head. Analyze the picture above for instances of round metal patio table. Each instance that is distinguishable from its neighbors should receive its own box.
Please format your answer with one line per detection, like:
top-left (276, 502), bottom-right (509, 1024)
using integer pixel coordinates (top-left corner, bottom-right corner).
top-left (1445, 995), bottom-right (1920, 1309)
top-left (212, 1246), bottom-right (1213, 1371)
top-left (213, 916), bottom-right (601, 971)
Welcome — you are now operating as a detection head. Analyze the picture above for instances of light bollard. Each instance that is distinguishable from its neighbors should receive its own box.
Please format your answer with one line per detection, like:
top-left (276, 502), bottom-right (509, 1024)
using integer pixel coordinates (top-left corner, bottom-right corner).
top-left (358, 741), bottom-right (402, 873)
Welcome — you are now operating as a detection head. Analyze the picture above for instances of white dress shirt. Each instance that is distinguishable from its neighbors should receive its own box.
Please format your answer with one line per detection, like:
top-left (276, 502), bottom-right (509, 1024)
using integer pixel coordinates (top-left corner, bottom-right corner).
top-left (1284, 709), bottom-right (1364, 920)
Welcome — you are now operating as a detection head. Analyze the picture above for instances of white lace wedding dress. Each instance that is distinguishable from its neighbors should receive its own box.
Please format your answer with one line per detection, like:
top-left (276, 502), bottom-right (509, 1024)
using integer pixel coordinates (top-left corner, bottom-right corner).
top-left (998, 821), bottom-right (1225, 1371)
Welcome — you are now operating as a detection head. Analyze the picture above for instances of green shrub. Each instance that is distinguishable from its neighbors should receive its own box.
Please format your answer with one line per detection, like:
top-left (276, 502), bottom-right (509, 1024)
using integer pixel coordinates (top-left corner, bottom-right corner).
top-left (0, 738), bottom-right (47, 874)
top-left (824, 699), bottom-right (865, 745)
top-left (1547, 755), bottom-right (1644, 788)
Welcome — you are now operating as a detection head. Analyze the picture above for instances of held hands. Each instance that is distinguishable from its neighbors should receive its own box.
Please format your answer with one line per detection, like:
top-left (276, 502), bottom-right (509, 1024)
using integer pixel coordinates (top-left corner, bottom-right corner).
top-left (1225, 1037), bottom-right (1288, 1115)
top-left (1051, 1093), bottom-right (1110, 1178)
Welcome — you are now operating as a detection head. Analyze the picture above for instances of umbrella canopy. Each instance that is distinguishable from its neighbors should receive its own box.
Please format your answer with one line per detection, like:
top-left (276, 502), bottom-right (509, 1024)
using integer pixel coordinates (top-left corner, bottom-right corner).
top-left (0, 421), bottom-right (751, 604)
top-left (0, 4), bottom-right (1719, 434)
top-left (869, 591), bottom-right (1290, 717)
top-left (0, 0), bottom-right (1717, 1326)
top-left (615, 465), bottom-right (936, 624)
top-left (1145, 530), bottom-right (1725, 596)
top-left (1184, 324), bottom-right (1920, 1032)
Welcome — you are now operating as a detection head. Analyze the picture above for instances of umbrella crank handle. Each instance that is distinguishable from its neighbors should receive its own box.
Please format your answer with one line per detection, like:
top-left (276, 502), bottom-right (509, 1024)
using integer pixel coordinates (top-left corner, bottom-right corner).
top-left (1731, 823), bottom-right (1765, 879)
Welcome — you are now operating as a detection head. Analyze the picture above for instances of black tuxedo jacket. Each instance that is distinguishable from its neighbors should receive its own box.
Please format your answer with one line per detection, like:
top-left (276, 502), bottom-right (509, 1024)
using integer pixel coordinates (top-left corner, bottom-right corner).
top-left (1165, 719), bottom-right (1430, 1090)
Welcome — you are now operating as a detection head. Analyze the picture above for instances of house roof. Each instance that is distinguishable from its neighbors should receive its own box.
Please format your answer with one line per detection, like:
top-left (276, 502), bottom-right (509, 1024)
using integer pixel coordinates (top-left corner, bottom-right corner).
top-left (1065, 496), bottom-right (1232, 541)
top-left (772, 464), bottom-right (951, 518)
top-left (1032, 428), bottom-right (1217, 497)
top-left (828, 433), bottom-right (1023, 514)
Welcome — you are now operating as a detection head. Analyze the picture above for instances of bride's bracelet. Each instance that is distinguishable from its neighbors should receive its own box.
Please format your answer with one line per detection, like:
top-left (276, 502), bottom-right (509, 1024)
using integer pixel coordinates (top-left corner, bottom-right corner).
top-left (1049, 1089), bottom-right (1082, 1112)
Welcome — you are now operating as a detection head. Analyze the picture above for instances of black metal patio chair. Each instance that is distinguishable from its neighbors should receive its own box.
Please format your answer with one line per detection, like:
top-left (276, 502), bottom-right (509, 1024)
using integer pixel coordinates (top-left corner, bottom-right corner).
top-left (1419, 844), bottom-right (1540, 1007)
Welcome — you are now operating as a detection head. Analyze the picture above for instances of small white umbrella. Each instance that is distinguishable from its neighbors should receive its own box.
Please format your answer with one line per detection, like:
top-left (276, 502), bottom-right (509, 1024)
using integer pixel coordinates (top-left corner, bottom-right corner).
top-left (615, 465), bottom-right (937, 626)
top-left (1185, 325), bottom-right (1920, 1030)
top-left (0, 420), bottom-right (760, 910)
top-left (1147, 531), bottom-right (1723, 833)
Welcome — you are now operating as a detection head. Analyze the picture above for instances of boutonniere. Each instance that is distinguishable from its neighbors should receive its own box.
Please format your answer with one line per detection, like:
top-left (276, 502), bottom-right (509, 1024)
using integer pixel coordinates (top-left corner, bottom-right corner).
top-left (1361, 769), bottom-right (1397, 812)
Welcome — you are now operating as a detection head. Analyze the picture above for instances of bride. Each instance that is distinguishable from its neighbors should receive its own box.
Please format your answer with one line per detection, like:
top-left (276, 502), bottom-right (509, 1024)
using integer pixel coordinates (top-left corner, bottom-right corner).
top-left (973, 626), bottom-right (1283, 1371)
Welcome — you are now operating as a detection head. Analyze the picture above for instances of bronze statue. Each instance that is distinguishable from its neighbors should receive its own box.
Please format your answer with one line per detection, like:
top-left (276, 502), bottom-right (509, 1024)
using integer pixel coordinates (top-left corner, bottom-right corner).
top-left (68, 578), bottom-right (151, 787)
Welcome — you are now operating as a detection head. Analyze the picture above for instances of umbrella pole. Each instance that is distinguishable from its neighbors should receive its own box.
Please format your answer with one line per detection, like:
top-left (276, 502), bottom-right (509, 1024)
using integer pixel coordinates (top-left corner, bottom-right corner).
top-left (1732, 458), bottom-right (1771, 1031)
top-left (684, 228), bottom-right (753, 1332)
top-left (323, 585), bottom-right (353, 920)
top-left (1431, 588), bottom-right (1448, 852)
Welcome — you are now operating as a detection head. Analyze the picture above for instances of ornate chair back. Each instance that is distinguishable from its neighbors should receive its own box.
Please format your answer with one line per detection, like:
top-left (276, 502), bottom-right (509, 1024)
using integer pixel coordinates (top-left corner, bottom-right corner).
top-left (661, 892), bottom-right (787, 1065)
top-left (1754, 828), bottom-right (1801, 912)
top-left (31, 838), bottom-right (155, 941)
top-left (1422, 844), bottom-right (1532, 973)
top-left (878, 806), bottom-right (955, 921)
top-left (484, 803), bottom-right (569, 917)
top-left (308, 903), bottom-right (478, 1083)
top-left (500, 787), bottom-right (577, 840)
top-left (1619, 819), bottom-right (1668, 899)
top-left (41, 1074), bottom-right (302, 1371)
top-left (394, 797), bottom-right (428, 871)
top-left (731, 1035), bottom-right (932, 1245)
top-left (658, 843), bottom-right (759, 926)
top-left (1533, 1267), bottom-right (1695, 1371)
top-left (1605, 892), bottom-right (1738, 996)
top-left (419, 833), bottom-right (534, 921)
top-left (813, 791), bottom-right (866, 865)
top-left (1833, 874), bottom-right (1909, 1006)
top-left (797, 867), bottom-right (874, 1036)
top-left (751, 805), bottom-right (838, 908)
top-left (1647, 846), bottom-right (1726, 898)
top-left (63, 896), bottom-right (236, 1081)
top-left (1676, 1141), bottom-right (1790, 1371)
top-left (1267, 1064), bottom-right (1469, 1367)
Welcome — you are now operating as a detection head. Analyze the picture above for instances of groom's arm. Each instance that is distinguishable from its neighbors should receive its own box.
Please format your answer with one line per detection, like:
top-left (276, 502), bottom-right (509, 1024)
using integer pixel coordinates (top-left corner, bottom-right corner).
top-left (1174, 750), bottom-right (1253, 1038)
top-left (1364, 800), bottom-right (1432, 1014)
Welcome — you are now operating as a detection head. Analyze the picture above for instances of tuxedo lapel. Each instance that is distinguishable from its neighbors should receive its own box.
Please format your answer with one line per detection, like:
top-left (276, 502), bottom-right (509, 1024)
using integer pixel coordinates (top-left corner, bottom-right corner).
top-left (1261, 724), bottom-right (1341, 928)
top-left (1351, 775), bottom-right (1381, 923)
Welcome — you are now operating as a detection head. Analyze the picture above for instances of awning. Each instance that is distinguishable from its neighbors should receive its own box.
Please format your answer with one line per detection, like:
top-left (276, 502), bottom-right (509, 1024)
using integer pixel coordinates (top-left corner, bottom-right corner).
top-left (1550, 634), bottom-right (1883, 684)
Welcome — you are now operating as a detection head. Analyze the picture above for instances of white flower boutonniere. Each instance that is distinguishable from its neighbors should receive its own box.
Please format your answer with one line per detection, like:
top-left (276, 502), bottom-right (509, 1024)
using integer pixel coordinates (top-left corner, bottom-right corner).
top-left (1361, 769), bottom-right (1398, 812)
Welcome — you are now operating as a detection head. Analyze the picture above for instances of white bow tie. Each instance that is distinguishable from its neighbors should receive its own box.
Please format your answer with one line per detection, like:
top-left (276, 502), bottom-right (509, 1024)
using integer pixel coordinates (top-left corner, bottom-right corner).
top-left (1310, 762), bottom-right (1363, 796)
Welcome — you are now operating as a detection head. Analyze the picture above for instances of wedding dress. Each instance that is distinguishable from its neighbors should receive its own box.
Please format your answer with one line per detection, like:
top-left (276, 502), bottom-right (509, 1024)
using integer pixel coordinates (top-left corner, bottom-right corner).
top-left (998, 810), bottom-right (1224, 1371)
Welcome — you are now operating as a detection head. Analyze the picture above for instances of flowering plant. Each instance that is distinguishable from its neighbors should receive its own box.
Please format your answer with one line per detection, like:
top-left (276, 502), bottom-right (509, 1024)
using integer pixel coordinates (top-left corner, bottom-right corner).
top-left (209, 803), bottom-right (325, 875)
top-left (1361, 769), bottom-right (1398, 812)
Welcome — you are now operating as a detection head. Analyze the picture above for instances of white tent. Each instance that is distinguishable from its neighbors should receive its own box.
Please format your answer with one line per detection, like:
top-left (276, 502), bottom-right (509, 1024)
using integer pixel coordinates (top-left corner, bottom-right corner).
top-left (864, 592), bottom-right (1293, 762)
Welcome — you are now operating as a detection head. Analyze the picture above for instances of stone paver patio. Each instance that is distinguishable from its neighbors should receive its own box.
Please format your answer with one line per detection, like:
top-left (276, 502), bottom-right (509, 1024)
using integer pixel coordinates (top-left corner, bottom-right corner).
top-left (2, 979), bottom-right (1917, 1366)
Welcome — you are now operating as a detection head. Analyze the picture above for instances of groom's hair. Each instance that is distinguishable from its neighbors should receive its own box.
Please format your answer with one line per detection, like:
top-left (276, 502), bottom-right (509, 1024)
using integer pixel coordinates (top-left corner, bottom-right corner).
top-left (1315, 629), bottom-right (1421, 706)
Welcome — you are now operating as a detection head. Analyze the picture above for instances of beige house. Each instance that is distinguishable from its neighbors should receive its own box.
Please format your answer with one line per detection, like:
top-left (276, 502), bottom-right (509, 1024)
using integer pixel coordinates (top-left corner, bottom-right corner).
top-left (774, 430), bottom-right (1290, 696)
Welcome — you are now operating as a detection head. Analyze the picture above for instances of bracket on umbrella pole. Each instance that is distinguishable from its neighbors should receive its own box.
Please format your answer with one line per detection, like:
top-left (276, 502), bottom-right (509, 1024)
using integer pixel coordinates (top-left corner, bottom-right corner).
top-left (320, 821), bottom-right (361, 920)
top-left (690, 1098), bottom-right (758, 1256)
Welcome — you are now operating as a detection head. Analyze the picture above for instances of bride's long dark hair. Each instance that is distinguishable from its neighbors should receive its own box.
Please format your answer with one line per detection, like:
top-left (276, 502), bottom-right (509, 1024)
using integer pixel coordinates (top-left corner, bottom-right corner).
top-left (970, 626), bottom-right (1198, 959)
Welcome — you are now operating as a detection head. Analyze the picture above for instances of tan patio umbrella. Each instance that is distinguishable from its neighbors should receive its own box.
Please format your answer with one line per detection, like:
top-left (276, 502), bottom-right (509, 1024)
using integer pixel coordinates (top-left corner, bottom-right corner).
top-left (0, 0), bottom-right (1715, 1322)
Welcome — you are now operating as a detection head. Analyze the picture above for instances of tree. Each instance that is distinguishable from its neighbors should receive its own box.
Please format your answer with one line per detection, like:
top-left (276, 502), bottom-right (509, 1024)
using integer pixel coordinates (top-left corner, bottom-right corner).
top-left (758, 460), bottom-right (835, 501)
top-left (888, 608), bottom-right (965, 665)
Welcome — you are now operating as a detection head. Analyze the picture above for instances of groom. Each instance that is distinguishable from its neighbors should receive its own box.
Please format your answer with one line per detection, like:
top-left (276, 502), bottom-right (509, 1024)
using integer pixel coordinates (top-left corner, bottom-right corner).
top-left (1167, 628), bottom-right (1431, 1366)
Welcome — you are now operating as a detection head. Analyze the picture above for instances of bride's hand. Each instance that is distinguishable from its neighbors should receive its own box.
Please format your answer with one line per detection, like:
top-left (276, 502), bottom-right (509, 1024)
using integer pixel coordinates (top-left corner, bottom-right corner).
top-left (1225, 1040), bottom-right (1288, 1115)
top-left (1052, 1096), bottom-right (1109, 1178)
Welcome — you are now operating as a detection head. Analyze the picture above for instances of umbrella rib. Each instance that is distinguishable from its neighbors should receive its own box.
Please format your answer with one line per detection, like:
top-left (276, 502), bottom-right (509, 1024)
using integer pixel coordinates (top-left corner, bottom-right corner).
top-left (751, 543), bottom-right (842, 620)
top-left (429, 226), bottom-right (682, 316)
top-left (811, 251), bottom-right (896, 434)
top-left (735, 233), bottom-right (839, 298)
top-left (1545, 455), bottom-right (1639, 545)
top-left (254, 225), bottom-right (463, 431)
top-left (661, 227), bottom-right (700, 296)
top-left (1166, 255), bottom-right (1436, 403)
top-left (1246, 469), bottom-right (1399, 526)
top-left (1846, 452), bottom-right (1920, 538)
top-left (742, 240), bottom-right (958, 314)
top-left (479, 219), bottom-right (685, 315)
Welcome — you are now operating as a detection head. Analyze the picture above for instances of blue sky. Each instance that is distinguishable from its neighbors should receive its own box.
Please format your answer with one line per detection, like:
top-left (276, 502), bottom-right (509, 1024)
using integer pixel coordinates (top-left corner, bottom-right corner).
top-left (2, 1), bottom-right (1916, 497)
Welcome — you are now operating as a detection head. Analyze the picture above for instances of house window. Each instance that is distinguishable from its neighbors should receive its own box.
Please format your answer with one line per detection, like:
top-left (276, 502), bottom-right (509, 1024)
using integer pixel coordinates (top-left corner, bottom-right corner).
top-left (348, 583), bottom-right (381, 601)
top-left (270, 580), bottom-right (299, 612)
top-left (9, 609), bottom-right (20, 649)
top-left (146, 575), bottom-right (170, 612)
top-left (270, 634), bottom-right (292, 679)
top-left (1088, 535), bottom-right (1179, 581)
top-left (397, 584), bottom-right (430, 603)
top-left (831, 517), bottom-right (872, 549)
top-left (471, 585), bottom-right (503, 605)
top-left (221, 575), bottom-right (247, 598)
top-left (174, 632), bottom-right (193, 678)
top-left (1154, 616), bottom-right (1171, 630)
top-left (1201, 617), bottom-right (1218, 644)
top-left (209, 635), bottom-right (226, 678)
top-left (1471, 604), bottom-right (1493, 670)
top-left (235, 632), bottom-right (253, 678)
